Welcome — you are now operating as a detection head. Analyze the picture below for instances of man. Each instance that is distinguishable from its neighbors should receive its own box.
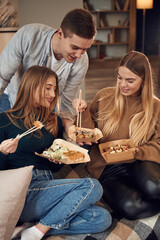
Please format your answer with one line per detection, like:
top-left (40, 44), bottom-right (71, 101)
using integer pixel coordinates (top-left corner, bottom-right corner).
top-left (0, 8), bottom-right (96, 132)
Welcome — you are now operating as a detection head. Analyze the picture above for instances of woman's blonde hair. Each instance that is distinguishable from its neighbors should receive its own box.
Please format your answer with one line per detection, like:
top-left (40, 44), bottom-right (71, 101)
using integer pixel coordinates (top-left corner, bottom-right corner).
top-left (99, 51), bottom-right (156, 146)
top-left (6, 65), bottom-right (61, 137)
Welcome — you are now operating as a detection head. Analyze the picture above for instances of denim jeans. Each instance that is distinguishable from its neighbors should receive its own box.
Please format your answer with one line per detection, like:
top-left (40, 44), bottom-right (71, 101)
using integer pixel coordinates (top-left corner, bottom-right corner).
top-left (20, 169), bottom-right (111, 235)
top-left (0, 93), bottom-right (11, 113)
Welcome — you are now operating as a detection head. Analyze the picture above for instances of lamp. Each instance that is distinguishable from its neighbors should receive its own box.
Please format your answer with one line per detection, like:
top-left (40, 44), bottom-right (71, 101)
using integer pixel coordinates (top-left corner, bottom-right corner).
top-left (136, 0), bottom-right (153, 53)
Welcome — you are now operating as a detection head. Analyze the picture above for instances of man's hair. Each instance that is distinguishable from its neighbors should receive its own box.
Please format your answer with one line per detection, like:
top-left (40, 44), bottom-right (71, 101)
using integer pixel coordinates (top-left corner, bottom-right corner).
top-left (60, 8), bottom-right (96, 39)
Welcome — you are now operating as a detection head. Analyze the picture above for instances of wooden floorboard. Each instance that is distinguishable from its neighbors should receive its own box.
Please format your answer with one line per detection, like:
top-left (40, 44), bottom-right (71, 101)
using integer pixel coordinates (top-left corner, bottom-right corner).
top-left (85, 56), bottom-right (160, 103)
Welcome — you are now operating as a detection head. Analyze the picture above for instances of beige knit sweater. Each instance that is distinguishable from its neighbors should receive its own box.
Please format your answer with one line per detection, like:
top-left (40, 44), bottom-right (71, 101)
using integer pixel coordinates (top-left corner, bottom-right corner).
top-left (80, 87), bottom-right (160, 179)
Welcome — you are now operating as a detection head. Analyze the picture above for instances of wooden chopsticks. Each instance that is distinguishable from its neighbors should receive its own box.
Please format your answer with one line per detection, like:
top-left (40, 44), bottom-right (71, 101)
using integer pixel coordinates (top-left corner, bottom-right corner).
top-left (0, 122), bottom-right (44, 150)
top-left (76, 89), bottom-right (82, 129)
top-left (17, 124), bottom-right (44, 139)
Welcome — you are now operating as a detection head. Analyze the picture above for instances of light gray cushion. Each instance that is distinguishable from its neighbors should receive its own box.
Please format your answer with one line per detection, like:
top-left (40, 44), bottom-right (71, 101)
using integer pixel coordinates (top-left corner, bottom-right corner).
top-left (0, 166), bottom-right (33, 240)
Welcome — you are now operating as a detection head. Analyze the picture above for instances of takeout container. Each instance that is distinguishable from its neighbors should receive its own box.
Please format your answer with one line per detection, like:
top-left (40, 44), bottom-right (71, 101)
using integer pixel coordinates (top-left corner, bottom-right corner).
top-left (99, 139), bottom-right (135, 164)
top-left (68, 125), bottom-right (103, 142)
top-left (35, 139), bottom-right (90, 165)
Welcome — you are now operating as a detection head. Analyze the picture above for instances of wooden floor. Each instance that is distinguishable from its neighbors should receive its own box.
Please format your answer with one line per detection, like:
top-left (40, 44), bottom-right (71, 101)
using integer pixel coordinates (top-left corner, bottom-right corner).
top-left (85, 55), bottom-right (160, 103)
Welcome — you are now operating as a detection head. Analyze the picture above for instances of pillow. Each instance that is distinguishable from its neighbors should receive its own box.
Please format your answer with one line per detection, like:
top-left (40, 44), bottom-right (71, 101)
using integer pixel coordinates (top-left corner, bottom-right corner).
top-left (0, 166), bottom-right (33, 240)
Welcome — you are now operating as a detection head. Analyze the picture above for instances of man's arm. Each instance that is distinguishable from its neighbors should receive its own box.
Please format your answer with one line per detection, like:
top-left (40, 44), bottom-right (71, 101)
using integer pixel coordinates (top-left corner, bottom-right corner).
top-left (0, 26), bottom-right (29, 99)
top-left (62, 118), bottom-right (73, 134)
top-left (60, 53), bottom-right (89, 132)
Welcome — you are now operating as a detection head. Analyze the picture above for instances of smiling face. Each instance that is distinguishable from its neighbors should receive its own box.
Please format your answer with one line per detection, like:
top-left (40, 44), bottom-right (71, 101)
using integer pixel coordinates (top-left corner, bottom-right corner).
top-left (117, 66), bottom-right (143, 97)
top-left (33, 76), bottom-right (57, 108)
top-left (55, 28), bottom-right (94, 62)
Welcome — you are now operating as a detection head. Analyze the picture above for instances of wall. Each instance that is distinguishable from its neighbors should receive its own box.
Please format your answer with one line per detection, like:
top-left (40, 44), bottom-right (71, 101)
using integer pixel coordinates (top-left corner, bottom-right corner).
top-left (18, 0), bottom-right (83, 28)
top-left (0, 31), bottom-right (16, 54)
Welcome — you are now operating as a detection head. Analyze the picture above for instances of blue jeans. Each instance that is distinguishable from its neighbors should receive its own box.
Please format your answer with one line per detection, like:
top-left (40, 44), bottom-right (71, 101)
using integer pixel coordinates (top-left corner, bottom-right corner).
top-left (20, 169), bottom-right (111, 235)
top-left (0, 93), bottom-right (11, 113)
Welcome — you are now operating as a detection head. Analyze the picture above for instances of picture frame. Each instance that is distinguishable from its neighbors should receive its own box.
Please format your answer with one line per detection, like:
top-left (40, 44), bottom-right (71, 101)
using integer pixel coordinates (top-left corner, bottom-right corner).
top-left (0, 0), bottom-right (19, 28)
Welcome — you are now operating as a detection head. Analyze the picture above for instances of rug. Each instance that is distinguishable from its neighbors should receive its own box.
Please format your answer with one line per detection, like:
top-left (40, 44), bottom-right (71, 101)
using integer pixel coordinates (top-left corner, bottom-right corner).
top-left (45, 164), bottom-right (160, 240)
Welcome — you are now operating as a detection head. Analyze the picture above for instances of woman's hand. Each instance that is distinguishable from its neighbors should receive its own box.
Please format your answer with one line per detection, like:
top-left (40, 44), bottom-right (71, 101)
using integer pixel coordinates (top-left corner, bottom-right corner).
top-left (135, 147), bottom-right (139, 153)
top-left (72, 98), bottom-right (87, 113)
top-left (76, 140), bottom-right (98, 146)
top-left (0, 138), bottom-right (19, 155)
top-left (48, 158), bottom-right (62, 164)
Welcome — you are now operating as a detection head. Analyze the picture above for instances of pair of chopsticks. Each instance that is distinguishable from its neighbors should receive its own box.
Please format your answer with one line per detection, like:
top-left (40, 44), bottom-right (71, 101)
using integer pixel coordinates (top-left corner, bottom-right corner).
top-left (76, 89), bottom-right (82, 129)
top-left (16, 124), bottom-right (44, 139)
top-left (0, 122), bottom-right (44, 149)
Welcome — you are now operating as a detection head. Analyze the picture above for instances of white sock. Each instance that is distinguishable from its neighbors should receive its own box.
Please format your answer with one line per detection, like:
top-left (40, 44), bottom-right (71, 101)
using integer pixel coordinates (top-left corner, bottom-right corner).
top-left (11, 223), bottom-right (35, 239)
top-left (21, 226), bottom-right (44, 240)
top-left (11, 225), bottom-right (26, 239)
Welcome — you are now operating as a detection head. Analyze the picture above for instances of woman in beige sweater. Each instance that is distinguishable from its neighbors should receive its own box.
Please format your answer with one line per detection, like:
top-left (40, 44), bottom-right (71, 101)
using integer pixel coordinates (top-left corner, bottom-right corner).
top-left (72, 51), bottom-right (160, 220)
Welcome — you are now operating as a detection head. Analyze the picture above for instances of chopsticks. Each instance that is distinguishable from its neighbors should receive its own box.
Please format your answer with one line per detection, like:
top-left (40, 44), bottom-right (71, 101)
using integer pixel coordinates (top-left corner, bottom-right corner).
top-left (76, 89), bottom-right (82, 129)
top-left (0, 121), bottom-right (44, 150)
top-left (17, 124), bottom-right (44, 139)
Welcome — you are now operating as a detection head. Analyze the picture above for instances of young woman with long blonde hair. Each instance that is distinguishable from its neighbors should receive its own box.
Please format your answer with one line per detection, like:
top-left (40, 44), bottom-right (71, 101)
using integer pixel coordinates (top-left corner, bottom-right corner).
top-left (72, 51), bottom-right (160, 220)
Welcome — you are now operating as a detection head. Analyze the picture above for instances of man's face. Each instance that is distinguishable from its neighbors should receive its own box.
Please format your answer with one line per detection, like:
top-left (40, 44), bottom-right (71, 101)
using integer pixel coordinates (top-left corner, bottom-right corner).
top-left (57, 28), bottom-right (94, 63)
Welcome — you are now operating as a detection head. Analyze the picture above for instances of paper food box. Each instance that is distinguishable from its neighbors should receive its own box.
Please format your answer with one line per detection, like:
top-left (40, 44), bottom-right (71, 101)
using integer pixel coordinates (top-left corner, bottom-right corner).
top-left (99, 139), bottom-right (135, 164)
top-left (35, 139), bottom-right (90, 165)
top-left (68, 125), bottom-right (103, 142)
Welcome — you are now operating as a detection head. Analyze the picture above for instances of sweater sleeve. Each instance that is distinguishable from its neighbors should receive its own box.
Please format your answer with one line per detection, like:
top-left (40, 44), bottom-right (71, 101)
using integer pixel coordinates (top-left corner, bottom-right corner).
top-left (0, 113), bottom-right (10, 142)
top-left (60, 53), bottom-right (89, 116)
top-left (0, 26), bottom-right (29, 98)
top-left (0, 113), bottom-right (10, 170)
top-left (57, 116), bottom-right (64, 138)
top-left (80, 88), bottom-right (113, 129)
top-left (135, 106), bottom-right (160, 164)
top-left (79, 92), bottom-right (100, 129)
top-left (0, 24), bottom-right (53, 100)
